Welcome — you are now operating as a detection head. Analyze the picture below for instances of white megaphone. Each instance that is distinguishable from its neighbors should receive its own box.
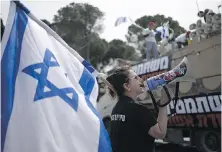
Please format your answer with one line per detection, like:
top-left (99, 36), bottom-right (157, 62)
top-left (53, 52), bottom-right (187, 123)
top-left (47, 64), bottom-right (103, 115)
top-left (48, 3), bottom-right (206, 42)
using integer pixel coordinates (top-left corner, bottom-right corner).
top-left (144, 57), bottom-right (195, 91)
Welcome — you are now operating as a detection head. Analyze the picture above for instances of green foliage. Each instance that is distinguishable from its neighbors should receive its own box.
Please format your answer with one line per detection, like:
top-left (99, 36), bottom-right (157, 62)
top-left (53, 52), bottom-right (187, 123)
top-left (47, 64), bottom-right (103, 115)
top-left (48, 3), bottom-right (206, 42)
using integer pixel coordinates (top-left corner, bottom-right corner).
top-left (51, 2), bottom-right (104, 62)
top-left (102, 39), bottom-right (139, 64)
top-left (40, 3), bottom-right (140, 69)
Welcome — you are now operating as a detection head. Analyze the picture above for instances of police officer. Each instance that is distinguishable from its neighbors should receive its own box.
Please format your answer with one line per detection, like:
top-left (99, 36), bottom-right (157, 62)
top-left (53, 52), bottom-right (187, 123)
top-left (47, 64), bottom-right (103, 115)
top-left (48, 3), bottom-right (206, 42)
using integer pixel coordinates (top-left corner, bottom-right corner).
top-left (106, 66), bottom-right (169, 152)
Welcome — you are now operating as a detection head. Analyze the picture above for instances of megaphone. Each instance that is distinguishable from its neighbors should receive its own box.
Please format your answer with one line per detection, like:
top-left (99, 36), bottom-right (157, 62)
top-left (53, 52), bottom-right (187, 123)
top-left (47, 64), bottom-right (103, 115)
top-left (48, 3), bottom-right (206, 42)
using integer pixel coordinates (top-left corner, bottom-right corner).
top-left (144, 57), bottom-right (195, 91)
top-left (143, 57), bottom-right (195, 112)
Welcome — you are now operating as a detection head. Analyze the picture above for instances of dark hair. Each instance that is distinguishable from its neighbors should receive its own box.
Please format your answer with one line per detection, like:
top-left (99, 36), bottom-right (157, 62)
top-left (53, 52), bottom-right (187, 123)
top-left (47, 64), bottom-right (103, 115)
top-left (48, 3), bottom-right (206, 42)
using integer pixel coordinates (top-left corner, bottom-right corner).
top-left (106, 66), bottom-right (131, 98)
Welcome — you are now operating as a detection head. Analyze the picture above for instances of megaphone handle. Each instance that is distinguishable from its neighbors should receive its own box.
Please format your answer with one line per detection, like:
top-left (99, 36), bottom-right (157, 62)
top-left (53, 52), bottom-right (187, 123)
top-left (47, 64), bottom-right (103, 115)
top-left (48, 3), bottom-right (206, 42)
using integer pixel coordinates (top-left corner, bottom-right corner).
top-left (171, 82), bottom-right (180, 114)
top-left (148, 91), bottom-right (159, 113)
top-left (158, 86), bottom-right (172, 107)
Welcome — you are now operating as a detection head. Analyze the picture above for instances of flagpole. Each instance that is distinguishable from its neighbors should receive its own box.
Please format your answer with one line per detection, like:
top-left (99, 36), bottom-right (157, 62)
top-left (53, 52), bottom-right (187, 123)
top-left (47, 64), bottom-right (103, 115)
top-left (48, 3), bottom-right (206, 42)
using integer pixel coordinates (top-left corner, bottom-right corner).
top-left (128, 17), bottom-right (144, 30)
top-left (218, 4), bottom-right (221, 13)
top-left (195, 0), bottom-right (200, 12)
top-left (12, 1), bottom-right (116, 93)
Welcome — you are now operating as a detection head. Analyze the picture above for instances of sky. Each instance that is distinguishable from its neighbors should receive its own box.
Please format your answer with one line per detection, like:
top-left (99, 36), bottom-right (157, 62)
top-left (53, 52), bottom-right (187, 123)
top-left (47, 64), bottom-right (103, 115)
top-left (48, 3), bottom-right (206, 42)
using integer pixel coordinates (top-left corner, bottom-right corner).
top-left (1, 0), bottom-right (221, 42)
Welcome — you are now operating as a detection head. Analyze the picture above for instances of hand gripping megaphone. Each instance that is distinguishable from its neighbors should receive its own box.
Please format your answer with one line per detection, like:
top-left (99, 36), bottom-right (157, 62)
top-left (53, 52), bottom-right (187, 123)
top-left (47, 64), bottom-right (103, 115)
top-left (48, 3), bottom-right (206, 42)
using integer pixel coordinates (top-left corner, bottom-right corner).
top-left (144, 57), bottom-right (195, 111)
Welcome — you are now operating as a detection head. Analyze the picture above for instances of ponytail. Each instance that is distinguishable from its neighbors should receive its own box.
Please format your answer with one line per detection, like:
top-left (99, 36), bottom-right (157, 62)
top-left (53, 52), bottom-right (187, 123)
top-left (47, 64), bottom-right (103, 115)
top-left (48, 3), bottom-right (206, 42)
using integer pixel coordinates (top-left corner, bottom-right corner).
top-left (106, 75), bottom-right (117, 98)
top-left (106, 66), bottom-right (131, 99)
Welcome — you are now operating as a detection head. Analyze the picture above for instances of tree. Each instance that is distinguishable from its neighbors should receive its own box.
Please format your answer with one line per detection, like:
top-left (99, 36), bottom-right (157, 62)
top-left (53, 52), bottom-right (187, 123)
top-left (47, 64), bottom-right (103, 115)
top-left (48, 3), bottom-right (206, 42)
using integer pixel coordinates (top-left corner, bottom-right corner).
top-left (88, 34), bottom-right (109, 68)
top-left (102, 39), bottom-right (139, 65)
top-left (128, 14), bottom-right (186, 38)
top-left (40, 3), bottom-right (139, 70)
top-left (51, 2), bottom-right (105, 63)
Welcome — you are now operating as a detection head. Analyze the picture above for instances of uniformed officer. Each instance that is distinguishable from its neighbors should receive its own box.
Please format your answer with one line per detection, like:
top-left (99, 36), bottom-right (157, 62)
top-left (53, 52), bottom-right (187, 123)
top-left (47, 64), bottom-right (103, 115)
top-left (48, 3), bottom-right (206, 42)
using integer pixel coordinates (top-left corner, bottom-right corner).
top-left (106, 66), bottom-right (169, 152)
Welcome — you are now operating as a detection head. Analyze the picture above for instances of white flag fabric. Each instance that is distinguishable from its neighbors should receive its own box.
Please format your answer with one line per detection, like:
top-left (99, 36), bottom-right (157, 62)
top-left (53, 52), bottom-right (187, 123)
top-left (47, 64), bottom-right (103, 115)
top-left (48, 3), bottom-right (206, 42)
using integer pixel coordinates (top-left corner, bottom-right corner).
top-left (114, 17), bottom-right (132, 26)
top-left (1, 1), bottom-right (111, 152)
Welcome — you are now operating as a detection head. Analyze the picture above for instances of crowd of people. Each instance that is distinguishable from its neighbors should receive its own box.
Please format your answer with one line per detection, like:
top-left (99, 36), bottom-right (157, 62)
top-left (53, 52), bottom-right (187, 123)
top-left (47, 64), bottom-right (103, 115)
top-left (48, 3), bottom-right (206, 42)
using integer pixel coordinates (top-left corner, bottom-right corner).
top-left (141, 8), bottom-right (221, 61)
top-left (142, 21), bottom-right (191, 61)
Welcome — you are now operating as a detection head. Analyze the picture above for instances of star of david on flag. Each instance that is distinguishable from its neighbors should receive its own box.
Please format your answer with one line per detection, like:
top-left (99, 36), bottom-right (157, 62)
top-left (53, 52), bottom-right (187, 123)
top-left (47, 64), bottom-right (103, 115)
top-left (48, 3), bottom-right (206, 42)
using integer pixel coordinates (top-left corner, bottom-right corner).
top-left (22, 49), bottom-right (79, 111)
top-left (1, 1), bottom-right (111, 152)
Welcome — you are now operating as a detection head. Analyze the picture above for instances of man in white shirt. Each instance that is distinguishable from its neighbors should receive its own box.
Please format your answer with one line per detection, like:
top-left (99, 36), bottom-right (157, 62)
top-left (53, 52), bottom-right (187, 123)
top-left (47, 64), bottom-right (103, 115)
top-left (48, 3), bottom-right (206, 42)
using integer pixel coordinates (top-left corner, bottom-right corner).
top-left (175, 31), bottom-right (190, 49)
top-left (143, 22), bottom-right (159, 60)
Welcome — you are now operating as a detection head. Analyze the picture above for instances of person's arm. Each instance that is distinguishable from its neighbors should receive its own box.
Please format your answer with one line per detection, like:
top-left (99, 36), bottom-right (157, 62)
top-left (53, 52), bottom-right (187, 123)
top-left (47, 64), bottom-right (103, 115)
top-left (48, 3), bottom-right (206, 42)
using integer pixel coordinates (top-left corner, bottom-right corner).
top-left (148, 107), bottom-right (168, 139)
top-left (142, 28), bottom-right (151, 38)
top-left (148, 89), bottom-right (169, 139)
top-left (133, 88), bottom-right (170, 139)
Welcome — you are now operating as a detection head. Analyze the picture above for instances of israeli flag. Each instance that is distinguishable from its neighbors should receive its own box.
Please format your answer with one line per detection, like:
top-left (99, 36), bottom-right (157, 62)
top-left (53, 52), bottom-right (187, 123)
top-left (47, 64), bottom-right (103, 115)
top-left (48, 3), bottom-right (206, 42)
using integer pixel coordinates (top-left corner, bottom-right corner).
top-left (1, 1), bottom-right (111, 152)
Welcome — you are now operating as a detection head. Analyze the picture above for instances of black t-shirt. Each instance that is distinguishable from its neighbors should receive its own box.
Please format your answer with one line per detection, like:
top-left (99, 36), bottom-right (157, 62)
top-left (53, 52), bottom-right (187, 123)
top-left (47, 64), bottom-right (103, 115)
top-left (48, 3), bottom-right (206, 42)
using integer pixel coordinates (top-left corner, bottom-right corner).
top-left (110, 95), bottom-right (157, 152)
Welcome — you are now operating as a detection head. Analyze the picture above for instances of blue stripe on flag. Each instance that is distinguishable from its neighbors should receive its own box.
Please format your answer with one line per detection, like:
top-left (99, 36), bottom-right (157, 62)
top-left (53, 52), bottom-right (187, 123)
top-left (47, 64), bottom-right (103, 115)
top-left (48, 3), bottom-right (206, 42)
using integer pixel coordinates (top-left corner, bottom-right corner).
top-left (1, 6), bottom-right (28, 152)
top-left (79, 69), bottom-right (95, 96)
top-left (79, 69), bottom-right (112, 152)
top-left (82, 60), bottom-right (95, 73)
